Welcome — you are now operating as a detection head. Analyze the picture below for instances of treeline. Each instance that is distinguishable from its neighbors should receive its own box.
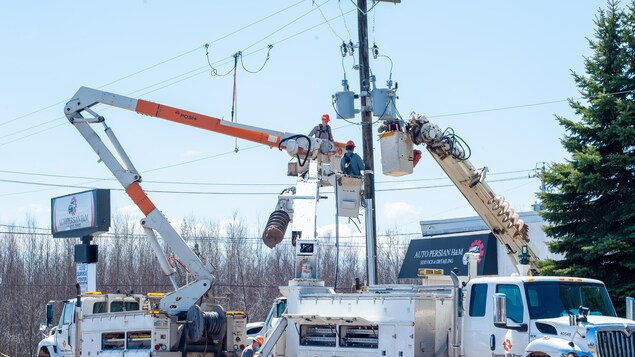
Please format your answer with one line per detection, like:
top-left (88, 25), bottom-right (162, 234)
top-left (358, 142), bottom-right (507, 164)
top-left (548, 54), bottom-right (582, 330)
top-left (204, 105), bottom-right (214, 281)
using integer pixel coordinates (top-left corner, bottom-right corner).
top-left (0, 216), bottom-right (408, 357)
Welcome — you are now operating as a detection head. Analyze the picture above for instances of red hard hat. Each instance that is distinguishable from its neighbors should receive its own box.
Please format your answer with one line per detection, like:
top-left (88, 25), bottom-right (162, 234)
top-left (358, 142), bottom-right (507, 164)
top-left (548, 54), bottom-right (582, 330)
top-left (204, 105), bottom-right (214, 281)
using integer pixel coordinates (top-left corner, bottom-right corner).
top-left (321, 114), bottom-right (330, 122)
top-left (346, 140), bottom-right (355, 147)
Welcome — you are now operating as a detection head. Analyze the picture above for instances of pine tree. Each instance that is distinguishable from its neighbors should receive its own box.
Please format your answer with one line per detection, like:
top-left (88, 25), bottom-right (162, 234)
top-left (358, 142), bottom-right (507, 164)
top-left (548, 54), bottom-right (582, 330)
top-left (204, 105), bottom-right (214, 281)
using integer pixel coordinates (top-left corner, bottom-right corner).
top-left (538, 0), bottom-right (635, 311)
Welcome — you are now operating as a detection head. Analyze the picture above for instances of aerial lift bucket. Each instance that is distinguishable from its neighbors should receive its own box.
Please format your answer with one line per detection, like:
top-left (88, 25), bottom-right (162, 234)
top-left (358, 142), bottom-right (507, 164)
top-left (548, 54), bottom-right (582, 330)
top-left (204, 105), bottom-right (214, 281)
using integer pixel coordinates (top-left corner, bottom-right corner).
top-left (379, 130), bottom-right (414, 176)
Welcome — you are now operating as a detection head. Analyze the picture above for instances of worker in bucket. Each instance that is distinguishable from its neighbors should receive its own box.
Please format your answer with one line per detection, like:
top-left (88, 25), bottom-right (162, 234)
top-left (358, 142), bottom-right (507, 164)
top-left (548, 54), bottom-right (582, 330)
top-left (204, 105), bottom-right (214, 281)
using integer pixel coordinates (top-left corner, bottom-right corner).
top-left (309, 113), bottom-right (334, 141)
top-left (243, 335), bottom-right (264, 357)
top-left (341, 140), bottom-right (365, 176)
top-left (377, 118), bottom-right (405, 133)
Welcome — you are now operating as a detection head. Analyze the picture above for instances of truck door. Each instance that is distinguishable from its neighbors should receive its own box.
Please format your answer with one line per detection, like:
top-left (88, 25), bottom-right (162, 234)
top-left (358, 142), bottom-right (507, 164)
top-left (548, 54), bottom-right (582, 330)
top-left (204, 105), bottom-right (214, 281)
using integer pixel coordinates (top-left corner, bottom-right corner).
top-left (463, 283), bottom-right (528, 357)
top-left (56, 302), bottom-right (76, 357)
top-left (492, 284), bottom-right (528, 356)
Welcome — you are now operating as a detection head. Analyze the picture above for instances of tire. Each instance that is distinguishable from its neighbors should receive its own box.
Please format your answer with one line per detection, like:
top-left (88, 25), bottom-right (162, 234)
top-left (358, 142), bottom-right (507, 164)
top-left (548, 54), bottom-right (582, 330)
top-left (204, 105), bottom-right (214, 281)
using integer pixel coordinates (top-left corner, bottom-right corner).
top-left (38, 347), bottom-right (51, 357)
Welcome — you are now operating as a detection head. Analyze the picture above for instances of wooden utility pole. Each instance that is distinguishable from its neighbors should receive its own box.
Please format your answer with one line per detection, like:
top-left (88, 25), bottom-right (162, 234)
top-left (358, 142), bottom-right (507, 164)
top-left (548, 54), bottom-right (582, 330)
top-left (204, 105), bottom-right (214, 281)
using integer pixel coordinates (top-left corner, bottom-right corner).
top-left (356, 0), bottom-right (378, 285)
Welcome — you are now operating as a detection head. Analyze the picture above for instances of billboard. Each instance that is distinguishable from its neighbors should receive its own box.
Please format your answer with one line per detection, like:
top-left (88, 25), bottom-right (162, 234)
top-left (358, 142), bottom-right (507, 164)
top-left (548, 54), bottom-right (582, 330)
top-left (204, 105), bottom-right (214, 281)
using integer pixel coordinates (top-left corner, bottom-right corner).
top-left (51, 189), bottom-right (110, 238)
top-left (398, 232), bottom-right (498, 278)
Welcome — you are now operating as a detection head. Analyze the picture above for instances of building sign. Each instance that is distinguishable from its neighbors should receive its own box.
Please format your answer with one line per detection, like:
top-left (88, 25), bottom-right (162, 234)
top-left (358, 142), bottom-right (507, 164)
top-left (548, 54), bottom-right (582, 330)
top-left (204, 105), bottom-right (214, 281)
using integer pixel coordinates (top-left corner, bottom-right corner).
top-left (76, 263), bottom-right (96, 294)
top-left (399, 233), bottom-right (498, 278)
top-left (51, 189), bottom-right (110, 238)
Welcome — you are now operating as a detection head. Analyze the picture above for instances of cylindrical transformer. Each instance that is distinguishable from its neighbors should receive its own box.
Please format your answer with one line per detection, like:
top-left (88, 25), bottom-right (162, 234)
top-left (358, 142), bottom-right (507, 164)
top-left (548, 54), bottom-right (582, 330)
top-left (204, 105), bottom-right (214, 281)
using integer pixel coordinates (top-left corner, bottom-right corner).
top-left (262, 210), bottom-right (290, 248)
top-left (371, 88), bottom-right (397, 120)
top-left (334, 91), bottom-right (356, 119)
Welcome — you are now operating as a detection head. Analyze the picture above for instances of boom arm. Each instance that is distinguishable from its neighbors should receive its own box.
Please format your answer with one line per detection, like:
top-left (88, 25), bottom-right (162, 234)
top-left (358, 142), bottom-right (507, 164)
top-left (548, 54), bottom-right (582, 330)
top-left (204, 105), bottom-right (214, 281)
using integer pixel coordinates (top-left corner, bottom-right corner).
top-left (63, 87), bottom-right (353, 312)
top-left (65, 87), bottom-right (347, 153)
top-left (63, 87), bottom-right (302, 314)
top-left (406, 113), bottom-right (538, 273)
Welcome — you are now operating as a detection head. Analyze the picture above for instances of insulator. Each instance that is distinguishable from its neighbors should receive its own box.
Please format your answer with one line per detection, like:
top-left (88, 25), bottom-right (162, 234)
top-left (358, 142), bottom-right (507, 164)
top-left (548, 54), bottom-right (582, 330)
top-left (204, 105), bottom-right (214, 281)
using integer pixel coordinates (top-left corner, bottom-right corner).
top-left (509, 213), bottom-right (520, 225)
top-left (504, 208), bottom-right (515, 220)
top-left (497, 202), bottom-right (510, 216)
top-left (491, 195), bottom-right (505, 210)
top-left (515, 219), bottom-right (525, 234)
top-left (262, 210), bottom-right (290, 248)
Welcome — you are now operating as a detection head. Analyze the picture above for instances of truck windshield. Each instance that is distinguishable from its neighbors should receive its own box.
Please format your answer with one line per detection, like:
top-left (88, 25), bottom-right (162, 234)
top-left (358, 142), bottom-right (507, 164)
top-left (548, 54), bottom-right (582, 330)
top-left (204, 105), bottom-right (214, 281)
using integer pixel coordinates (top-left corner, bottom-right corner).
top-left (524, 281), bottom-right (616, 319)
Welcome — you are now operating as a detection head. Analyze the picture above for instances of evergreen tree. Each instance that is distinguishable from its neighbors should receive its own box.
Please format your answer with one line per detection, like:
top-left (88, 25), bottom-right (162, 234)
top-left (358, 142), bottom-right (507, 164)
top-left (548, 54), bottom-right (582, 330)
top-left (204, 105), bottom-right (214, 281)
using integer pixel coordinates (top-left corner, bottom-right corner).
top-left (538, 0), bottom-right (635, 310)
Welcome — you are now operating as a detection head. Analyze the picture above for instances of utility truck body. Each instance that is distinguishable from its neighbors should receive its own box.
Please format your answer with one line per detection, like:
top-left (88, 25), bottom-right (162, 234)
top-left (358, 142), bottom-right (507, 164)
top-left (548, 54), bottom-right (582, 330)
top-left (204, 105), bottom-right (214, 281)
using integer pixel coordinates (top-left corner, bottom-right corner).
top-left (38, 293), bottom-right (248, 357)
top-left (259, 275), bottom-right (635, 357)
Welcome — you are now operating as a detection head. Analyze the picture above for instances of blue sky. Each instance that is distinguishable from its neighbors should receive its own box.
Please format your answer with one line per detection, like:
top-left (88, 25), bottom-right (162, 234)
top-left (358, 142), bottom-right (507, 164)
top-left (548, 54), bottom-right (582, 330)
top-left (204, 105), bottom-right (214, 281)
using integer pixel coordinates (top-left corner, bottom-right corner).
top-left (0, 0), bottom-right (608, 239)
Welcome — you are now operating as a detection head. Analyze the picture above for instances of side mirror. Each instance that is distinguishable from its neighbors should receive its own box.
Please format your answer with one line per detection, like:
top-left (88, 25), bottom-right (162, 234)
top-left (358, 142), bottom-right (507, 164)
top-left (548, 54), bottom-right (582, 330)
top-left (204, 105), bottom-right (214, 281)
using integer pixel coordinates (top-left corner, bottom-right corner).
top-left (493, 293), bottom-right (507, 327)
top-left (46, 303), bottom-right (54, 327)
top-left (569, 314), bottom-right (577, 326)
top-left (276, 300), bottom-right (287, 318)
top-left (626, 297), bottom-right (634, 320)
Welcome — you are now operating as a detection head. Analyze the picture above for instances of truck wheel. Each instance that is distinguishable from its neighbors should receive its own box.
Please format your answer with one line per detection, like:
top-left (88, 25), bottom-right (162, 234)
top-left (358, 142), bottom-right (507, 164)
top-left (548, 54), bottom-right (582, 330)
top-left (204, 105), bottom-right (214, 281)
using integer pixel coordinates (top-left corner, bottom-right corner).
top-left (38, 347), bottom-right (50, 357)
top-left (527, 353), bottom-right (549, 357)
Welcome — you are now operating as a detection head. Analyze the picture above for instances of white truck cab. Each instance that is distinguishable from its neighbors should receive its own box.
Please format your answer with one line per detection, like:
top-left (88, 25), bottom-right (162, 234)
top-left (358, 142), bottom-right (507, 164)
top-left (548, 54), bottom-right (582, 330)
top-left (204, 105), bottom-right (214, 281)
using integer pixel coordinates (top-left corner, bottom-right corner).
top-left (463, 275), bottom-right (633, 357)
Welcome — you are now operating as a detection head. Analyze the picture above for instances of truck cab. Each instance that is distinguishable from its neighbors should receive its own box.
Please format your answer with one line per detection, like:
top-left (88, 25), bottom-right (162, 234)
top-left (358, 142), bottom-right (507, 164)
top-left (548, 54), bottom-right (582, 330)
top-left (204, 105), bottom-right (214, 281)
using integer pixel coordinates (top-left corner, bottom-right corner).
top-left (37, 293), bottom-right (153, 357)
top-left (463, 276), bottom-right (635, 357)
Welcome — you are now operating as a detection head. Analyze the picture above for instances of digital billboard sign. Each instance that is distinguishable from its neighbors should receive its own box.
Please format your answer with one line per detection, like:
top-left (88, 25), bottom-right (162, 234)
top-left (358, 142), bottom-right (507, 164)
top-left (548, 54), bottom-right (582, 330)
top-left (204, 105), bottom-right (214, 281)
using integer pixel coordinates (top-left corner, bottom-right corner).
top-left (51, 189), bottom-right (110, 238)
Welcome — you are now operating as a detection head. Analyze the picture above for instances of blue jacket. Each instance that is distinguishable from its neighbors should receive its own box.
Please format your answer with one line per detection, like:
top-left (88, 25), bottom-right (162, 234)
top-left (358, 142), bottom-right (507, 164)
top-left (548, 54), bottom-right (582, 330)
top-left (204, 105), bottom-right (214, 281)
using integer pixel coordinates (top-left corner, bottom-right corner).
top-left (341, 152), bottom-right (365, 176)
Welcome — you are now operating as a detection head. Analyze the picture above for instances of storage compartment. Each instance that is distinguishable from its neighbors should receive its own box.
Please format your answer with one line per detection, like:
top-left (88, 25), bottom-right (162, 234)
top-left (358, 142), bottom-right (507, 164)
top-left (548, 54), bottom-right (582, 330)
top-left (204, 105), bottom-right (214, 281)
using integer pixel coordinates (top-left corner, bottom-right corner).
top-left (299, 325), bottom-right (336, 347)
top-left (127, 330), bottom-right (151, 349)
top-left (102, 332), bottom-right (125, 350)
top-left (339, 325), bottom-right (378, 348)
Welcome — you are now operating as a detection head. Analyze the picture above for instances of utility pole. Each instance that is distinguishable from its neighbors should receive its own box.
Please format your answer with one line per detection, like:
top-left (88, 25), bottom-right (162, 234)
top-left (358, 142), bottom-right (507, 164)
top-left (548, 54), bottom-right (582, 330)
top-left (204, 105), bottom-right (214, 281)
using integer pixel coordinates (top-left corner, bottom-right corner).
top-left (356, 0), bottom-right (378, 286)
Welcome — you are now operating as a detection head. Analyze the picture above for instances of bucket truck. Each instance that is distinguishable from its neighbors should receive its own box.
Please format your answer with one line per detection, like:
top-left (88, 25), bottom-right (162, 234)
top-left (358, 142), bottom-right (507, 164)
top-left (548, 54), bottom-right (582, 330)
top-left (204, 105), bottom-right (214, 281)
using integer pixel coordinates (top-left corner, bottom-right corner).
top-left (252, 104), bottom-right (635, 356)
top-left (37, 87), bottom-right (364, 357)
top-left (252, 112), bottom-right (635, 356)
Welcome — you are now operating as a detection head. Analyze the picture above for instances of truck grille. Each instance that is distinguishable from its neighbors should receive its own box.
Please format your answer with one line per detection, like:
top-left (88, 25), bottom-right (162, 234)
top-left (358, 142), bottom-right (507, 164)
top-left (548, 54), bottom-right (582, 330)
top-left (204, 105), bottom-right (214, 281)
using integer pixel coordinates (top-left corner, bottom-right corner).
top-left (595, 330), bottom-right (635, 357)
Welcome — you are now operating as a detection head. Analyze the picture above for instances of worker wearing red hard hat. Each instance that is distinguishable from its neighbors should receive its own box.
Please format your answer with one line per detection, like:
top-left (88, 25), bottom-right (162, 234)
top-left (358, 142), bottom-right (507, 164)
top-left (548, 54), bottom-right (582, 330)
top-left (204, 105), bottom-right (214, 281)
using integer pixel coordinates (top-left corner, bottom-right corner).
top-left (309, 113), bottom-right (333, 141)
top-left (341, 140), bottom-right (365, 176)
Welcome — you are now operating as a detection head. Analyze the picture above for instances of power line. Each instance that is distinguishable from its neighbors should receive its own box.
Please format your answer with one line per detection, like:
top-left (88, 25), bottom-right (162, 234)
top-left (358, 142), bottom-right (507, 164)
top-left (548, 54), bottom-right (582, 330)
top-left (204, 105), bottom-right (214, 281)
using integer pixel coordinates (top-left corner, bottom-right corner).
top-left (0, 5), bottom-right (353, 148)
top-left (0, 0), bottom-right (308, 129)
top-left (0, 168), bottom-right (533, 186)
top-left (0, 230), bottom-right (414, 248)
top-left (426, 89), bottom-right (635, 119)
top-left (0, 173), bottom-right (537, 197)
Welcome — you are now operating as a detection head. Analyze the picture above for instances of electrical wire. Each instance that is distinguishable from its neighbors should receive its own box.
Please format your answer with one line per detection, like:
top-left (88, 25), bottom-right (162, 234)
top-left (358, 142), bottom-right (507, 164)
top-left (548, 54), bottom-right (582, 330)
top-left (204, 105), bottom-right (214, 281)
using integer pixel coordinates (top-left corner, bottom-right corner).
top-left (0, 0), bottom-right (307, 128)
top-left (339, 0), bottom-right (353, 40)
top-left (349, 0), bottom-right (379, 15)
top-left (0, 6), bottom-right (357, 148)
top-left (240, 45), bottom-right (274, 74)
top-left (0, 230), bottom-right (416, 248)
top-left (0, 173), bottom-right (537, 197)
top-left (315, 0), bottom-right (345, 41)
top-left (205, 44), bottom-right (236, 77)
top-left (242, 0), bottom-right (334, 53)
top-left (0, 167), bottom-right (534, 186)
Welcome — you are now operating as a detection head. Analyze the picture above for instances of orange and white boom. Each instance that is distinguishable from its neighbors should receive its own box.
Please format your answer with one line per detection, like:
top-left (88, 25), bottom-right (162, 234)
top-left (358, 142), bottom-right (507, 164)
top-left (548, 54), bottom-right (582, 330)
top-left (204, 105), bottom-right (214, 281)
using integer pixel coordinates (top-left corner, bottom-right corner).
top-left (64, 86), bottom-right (347, 155)
top-left (63, 87), bottom-right (350, 314)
